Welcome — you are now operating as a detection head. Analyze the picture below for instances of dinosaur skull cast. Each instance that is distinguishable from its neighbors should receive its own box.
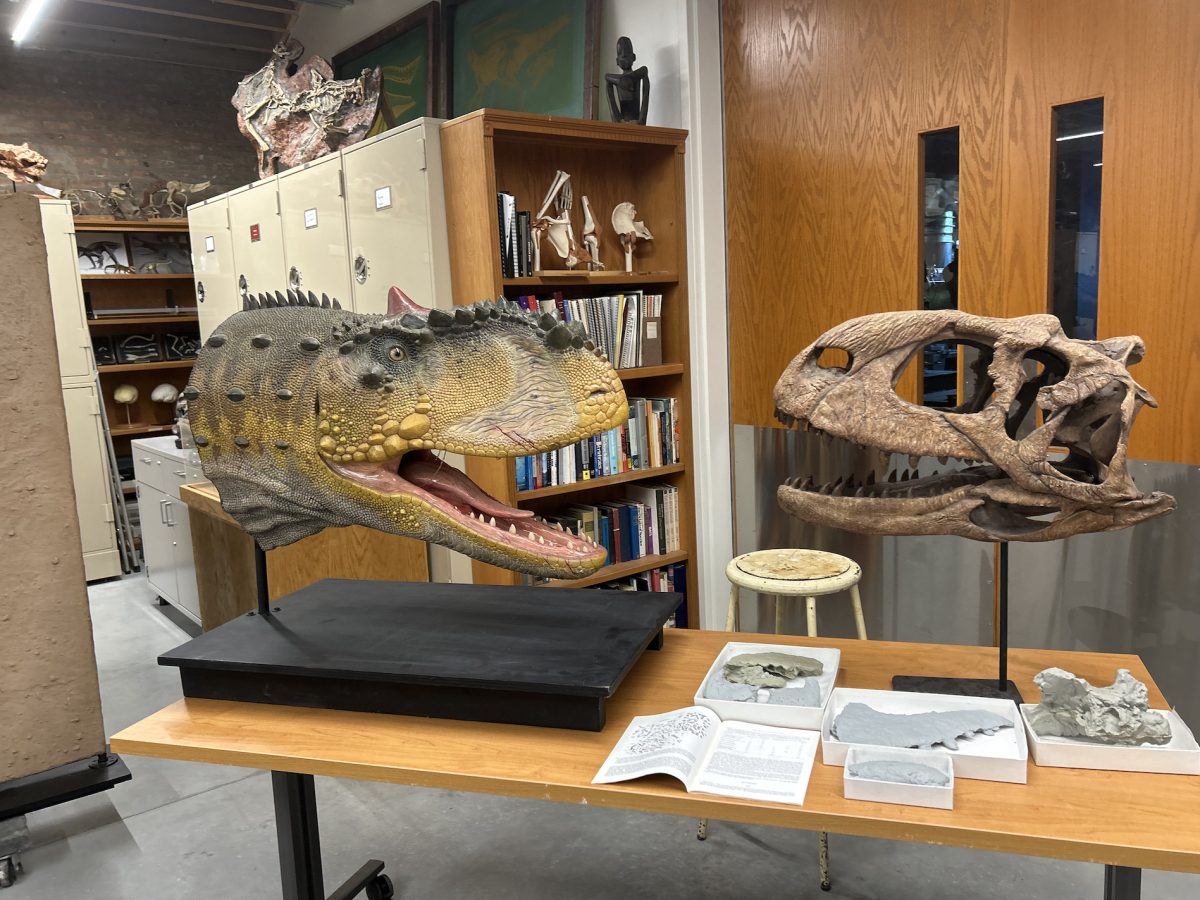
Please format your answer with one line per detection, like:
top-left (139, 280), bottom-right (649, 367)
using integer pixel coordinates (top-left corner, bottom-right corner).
top-left (773, 311), bottom-right (1175, 542)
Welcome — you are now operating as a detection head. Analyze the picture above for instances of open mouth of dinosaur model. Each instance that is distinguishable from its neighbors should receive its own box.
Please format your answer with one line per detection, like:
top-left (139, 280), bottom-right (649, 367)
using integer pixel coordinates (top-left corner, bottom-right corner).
top-left (328, 450), bottom-right (606, 564)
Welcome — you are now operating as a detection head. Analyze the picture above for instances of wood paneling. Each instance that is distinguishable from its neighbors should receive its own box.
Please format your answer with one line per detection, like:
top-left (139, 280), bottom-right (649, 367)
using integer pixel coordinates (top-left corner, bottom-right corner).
top-left (725, 0), bottom-right (1199, 463)
top-left (112, 631), bottom-right (1200, 873)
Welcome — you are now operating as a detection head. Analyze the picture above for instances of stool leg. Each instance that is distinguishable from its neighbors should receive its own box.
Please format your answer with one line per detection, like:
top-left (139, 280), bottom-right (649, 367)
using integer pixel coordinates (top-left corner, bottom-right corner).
top-left (726, 585), bottom-right (739, 631)
top-left (819, 830), bottom-right (831, 891)
top-left (850, 583), bottom-right (867, 640)
top-left (775, 595), bottom-right (785, 635)
top-left (696, 818), bottom-right (708, 841)
top-left (806, 596), bottom-right (818, 637)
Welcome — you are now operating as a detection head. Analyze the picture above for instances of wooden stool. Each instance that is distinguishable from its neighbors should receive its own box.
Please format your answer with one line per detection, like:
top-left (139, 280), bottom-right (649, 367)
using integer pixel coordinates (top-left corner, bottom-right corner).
top-left (699, 548), bottom-right (867, 892)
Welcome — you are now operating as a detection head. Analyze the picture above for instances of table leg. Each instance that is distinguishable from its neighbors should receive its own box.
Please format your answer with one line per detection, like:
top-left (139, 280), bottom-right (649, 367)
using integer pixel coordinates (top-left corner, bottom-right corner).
top-left (1103, 865), bottom-right (1141, 900)
top-left (272, 771), bottom-right (324, 900)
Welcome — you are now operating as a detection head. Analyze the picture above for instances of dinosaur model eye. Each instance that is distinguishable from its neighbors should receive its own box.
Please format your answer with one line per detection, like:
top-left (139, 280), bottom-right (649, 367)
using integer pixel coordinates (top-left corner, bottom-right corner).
top-left (388, 346), bottom-right (406, 362)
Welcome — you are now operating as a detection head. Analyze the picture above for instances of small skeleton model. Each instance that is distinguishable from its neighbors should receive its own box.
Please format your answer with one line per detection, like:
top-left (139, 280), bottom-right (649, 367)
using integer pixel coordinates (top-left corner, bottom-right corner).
top-left (0, 142), bottom-right (48, 185)
top-left (232, 38), bottom-right (381, 179)
top-left (605, 37), bottom-right (650, 125)
top-left (580, 196), bottom-right (603, 271)
top-left (142, 180), bottom-right (211, 217)
top-left (532, 170), bottom-right (595, 271)
top-left (611, 201), bottom-right (653, 273)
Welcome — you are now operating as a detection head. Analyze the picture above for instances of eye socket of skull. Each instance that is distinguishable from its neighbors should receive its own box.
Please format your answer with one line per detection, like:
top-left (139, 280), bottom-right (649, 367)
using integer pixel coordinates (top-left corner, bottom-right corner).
top-left (814, 346), bottom-right (853, 372)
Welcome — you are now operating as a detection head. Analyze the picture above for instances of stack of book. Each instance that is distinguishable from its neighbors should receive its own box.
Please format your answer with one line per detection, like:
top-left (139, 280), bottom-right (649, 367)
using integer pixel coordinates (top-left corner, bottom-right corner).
top-left (591, 562), bottom-right (688, 628)
top-left (542, 484), bottom-right (681, 568)
top-left (510, 292), bottom-right (664, 368)
top-left (495, 191), bottom-right (532, 277)
top-left (515, 396), bottom-right (679, 490)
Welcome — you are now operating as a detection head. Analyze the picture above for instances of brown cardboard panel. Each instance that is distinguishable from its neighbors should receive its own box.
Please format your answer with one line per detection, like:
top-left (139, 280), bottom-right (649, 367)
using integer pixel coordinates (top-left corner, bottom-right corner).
top-left (0, 194), bottom-right (105, 782)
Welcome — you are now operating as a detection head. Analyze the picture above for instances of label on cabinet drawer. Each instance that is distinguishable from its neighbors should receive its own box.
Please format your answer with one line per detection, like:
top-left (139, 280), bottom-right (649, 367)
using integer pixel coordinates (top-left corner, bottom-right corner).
top-left (250, 223), bottom-right (261, 242)
top-left (304, 207), bottom-right (318, 229)
top-left (375, 186), bottom-right (392, 210)
top-left (204, 235), bottom-right (215, 253)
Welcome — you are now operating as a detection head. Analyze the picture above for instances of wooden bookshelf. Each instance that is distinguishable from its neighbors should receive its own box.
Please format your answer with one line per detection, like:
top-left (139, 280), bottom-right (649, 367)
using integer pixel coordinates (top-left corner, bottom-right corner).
top-left (440, 109), bottom-right (697, 626)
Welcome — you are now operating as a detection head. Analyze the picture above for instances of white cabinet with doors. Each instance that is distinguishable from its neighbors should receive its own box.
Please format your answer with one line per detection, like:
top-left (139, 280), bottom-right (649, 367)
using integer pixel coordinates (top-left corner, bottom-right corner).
top-left (277, 153), bottom-right (354, 306)
top-left (133, 437), bottom-right (202, 624)
top-left (189, 196), bottom-right (238, 341)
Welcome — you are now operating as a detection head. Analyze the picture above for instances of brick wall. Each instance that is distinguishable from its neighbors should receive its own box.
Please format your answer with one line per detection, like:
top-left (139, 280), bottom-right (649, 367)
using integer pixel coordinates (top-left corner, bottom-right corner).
top-left (0, 44), bottom-right (258, 201)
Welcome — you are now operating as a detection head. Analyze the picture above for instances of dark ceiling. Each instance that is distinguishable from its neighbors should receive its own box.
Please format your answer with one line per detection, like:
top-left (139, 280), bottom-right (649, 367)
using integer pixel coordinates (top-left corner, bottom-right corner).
top-left (2, 0), bottom-right (311, 72)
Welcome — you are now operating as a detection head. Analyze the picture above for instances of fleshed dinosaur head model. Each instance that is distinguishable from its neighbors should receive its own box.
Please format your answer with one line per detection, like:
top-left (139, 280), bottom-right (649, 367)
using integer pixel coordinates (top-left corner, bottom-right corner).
top-left (773, 311), bottom-right (1175, 542)
top-left (186, 287), bottom-right (627, 578)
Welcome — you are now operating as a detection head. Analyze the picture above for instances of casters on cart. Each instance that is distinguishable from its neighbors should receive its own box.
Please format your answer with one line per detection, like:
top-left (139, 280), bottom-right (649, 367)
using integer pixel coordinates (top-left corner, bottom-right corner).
top-left (365, 873), bottom-right (394, 900)
top-left (0, 855), bottom-right (23, 889)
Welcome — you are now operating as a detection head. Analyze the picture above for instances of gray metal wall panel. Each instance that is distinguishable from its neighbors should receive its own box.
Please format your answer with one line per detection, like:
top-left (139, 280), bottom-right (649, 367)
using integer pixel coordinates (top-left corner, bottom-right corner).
top-left (733, 425), bottom-right (1199, 722)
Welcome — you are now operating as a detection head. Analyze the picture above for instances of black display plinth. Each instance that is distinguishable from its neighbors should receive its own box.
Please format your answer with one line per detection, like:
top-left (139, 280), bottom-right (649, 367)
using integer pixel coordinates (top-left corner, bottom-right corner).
top-left (891, 675), bottom-right (1023, 704)
top-left (160, 578), bottom-right (681, 731)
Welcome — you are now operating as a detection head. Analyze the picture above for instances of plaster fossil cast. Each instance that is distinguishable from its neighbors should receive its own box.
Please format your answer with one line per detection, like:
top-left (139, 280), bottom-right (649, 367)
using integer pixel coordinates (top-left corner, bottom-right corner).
top-left (773, 311), bottom-right (1175, 542)
top-left (233, 39), bottom-right (381, 179)
top-left (186, 287), bottom-right (628, 579)
top-left (832, 703), bottom-right (1012, 751)
top-left (1026, 667), bottom-right (1171, 745)
top-left (611, 202), bottom-right (652, 272)
top-left (0, 142), bottom-right (48, 185)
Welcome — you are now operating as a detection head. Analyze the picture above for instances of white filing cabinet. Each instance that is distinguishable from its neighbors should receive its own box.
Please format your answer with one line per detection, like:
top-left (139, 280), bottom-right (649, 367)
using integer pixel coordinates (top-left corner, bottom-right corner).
top-left (341, 119), bottom-right (453, 314)
top-left (40, 200), bottom-right (122, 581)
top-left (226, 175), bottom-right (285, 306)
top-left (278, 153), bottom-right (353, 306)
top-left (133, 437), bottom-right (203, 624)
top-left (188, 196), bottom-right (238, 341)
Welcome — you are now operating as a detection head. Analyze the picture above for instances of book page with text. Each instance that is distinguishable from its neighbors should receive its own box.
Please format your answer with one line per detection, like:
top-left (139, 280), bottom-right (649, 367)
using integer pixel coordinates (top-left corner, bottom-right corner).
top-left (592, 707), bottom-right (720, 786)
top-left (688, 722), bottom-right (820, 805)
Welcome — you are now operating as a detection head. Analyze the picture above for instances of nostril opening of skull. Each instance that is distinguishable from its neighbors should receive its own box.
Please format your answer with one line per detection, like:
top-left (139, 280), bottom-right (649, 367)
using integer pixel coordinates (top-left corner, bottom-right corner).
top-left (815, 346), bottom-right (853, 372)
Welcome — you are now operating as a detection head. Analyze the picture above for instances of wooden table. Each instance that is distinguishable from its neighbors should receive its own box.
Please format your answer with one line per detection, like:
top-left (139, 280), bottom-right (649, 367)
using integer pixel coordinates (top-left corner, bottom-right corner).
top-left (111, 630), bottom-right (1200, 900)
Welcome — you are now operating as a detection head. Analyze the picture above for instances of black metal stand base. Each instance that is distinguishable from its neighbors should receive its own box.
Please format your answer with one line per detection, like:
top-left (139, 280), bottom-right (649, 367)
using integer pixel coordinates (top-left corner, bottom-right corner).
top-left (272, 771), bottom-right (393, 900)
top-left (891, 675), bottom-right (1024, 704)
top-left (0, 750), bottom-right (131, 820)
top-left (1104, 864), bottom-right (1141, 900)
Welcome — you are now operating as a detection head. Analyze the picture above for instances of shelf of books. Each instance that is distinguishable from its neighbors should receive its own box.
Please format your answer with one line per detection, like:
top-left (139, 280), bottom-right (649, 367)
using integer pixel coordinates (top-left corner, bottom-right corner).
top-left (440, 109), bottom-right (697, 627)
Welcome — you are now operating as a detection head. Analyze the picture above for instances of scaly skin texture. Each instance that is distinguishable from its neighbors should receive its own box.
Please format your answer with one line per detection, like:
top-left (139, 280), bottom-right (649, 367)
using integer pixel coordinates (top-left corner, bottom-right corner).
top-left (773, 311), bottom-right (1175, 541)
top-left (187, 288), bottom-right (627, 578)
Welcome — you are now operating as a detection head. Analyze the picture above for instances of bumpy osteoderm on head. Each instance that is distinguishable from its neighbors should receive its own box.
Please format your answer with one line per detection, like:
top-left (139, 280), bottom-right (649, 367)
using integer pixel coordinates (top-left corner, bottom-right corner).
top-left (772, 310), bottom-right (1174, 541)
top-left (186, 288), bottom-right (627, 578)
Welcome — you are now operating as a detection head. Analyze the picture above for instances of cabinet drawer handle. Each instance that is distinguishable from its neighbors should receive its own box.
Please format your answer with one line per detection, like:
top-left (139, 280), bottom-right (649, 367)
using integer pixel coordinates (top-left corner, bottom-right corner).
top-left (141, 457), bottom-right (153, 463)
top-left (159, 498), bottom-right (168, 524)
top-left (174, 470), bottom-right (186, 477)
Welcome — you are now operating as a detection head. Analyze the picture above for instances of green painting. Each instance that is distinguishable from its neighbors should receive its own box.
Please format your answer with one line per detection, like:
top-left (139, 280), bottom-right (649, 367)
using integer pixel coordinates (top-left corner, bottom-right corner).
top-left (449, 0), bottom-right (596, 119)
top-left (334, 6), bottom-right (438, 135)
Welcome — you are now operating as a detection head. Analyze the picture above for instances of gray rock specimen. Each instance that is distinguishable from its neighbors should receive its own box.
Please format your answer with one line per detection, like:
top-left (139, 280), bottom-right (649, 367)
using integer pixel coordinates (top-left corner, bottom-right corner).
top-left (847, 760), bottom-right (950, 787)
top-left (724, 651), bottom-right (824, 688)
top-left (1026, 667), bottom-right (1172, 745)
top-left (703, 671), bottom-right (757, 702)
top-left (765, 681), bottom-right (822, 707)
top-left (832, 703), bottom-right (1012, 750)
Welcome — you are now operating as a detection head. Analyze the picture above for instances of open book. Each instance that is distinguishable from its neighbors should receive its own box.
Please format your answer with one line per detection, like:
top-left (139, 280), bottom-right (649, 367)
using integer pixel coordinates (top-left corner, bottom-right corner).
top-left (592, 706), bottom-right (820, 805)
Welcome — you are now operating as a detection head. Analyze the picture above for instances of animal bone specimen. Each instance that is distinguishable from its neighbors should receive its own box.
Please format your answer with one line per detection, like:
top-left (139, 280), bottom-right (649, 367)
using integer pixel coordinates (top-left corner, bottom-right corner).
top-left (0, 142), bottom-right (48, 185)
top-left (532, 171), bottom-right (594, 271)
top-left (724, 651), bottom-right (824, 687)
top-left (847, 760), bottom-right (950, 786)
top-left (186, 286), bottom-right (627, 579)
top-left (611, 202), bottom-right (653, 272)
top-left (580, 195), bottom-right (603, 270)
top-left (832, 702), bottom-right (1012, 751)
top-left (1025, 667), bottom-right (1172, 745)
top-left (773, 311), bottom-right (1176, 541)
top-left (232, 39), bottom-right (381, 179)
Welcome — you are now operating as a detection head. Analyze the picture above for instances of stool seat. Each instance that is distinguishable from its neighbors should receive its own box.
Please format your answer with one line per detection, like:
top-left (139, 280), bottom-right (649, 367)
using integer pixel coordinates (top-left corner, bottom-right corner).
top-left (726, 549), bottom-right (862, 596)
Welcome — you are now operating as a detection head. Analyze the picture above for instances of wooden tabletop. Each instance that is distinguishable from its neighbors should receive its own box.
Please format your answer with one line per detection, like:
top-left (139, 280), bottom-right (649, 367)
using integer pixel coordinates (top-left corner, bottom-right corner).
top-left (111, 630), bottom-right (1200, 873)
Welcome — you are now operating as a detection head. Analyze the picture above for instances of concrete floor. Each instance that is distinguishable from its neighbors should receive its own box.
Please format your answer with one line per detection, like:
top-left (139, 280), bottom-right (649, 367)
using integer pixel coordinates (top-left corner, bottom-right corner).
top-left (5, 577), bottom-right (1198, 899)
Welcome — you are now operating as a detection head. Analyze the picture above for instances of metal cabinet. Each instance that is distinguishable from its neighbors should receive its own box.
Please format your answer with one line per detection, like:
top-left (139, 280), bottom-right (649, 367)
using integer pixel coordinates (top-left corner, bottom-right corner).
top-left (341, 119), bottom-right (453, 314)
top-left (133, 437), bottom-right (202, 623)
top-left (278, 153), bottom-right (353, 306)
top-left (188, 196), bottom-right (238, 341)
top-left (226, 175), bottom-right (285, 307)
top-left (41, 201), bottom-right (95, 380)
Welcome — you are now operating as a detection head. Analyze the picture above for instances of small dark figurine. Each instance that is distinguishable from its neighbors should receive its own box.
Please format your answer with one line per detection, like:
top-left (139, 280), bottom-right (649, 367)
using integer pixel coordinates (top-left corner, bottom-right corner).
top-left (605, 37), bottom-right (649, 125)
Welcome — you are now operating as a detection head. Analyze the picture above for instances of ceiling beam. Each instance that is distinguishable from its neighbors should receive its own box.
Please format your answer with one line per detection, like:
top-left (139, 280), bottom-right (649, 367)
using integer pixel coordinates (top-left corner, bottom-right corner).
top-left (72, 0), bottom-right (291, 33)
top-left (24, 2), bottom-right (278, 53)
top-left (213, 0), bottom-right (299, 15)
top-left (3, 23), bottom-right (266, 73)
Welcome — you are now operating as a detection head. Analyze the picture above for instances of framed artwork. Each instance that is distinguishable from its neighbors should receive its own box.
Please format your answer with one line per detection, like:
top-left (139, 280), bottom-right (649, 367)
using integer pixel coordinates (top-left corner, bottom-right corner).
top-left (76, 232), bottom-right (131, 274)
top-left (334, 2), bottom-right (441, 134)
top-left (445, 0), bottom-right (599, 119)
top-left (129, 232), bottom-right (192, 274)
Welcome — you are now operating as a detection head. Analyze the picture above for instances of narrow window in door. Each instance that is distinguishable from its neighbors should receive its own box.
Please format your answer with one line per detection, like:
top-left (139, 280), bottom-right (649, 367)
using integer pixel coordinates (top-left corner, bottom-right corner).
top-left (1050, 98), bottom-right (1104, 340)
top-left (920, 127), bottom-right (960, 408)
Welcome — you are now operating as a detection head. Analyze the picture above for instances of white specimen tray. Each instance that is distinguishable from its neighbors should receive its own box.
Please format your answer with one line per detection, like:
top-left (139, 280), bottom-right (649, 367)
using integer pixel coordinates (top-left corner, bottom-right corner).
top-left (694, 641), bottom-right (841, 731)
top-left (843, 745), bottom-right (954, 810)
top-left (1018, 706), bottom-right (1200, 775)
top-left (821, 687), bottom-right (1028, 784)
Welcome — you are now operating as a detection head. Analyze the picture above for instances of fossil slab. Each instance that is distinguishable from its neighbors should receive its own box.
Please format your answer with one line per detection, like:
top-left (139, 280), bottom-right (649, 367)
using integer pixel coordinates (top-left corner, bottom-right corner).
top-left (724, 651), bottom-right (824, 688)
top-left (832, 702), bottom-right (1012, 750)
top-left (765, 682), bottom-right (821, 707)
top-left (847, 760), bottom-right (950, 786)
top-left (773, 311), bottom-right (1175, 541)
top-left (1026, 667), bottom-right (1171, 745)
top-left (702, 671), bottom-right (757, 702)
